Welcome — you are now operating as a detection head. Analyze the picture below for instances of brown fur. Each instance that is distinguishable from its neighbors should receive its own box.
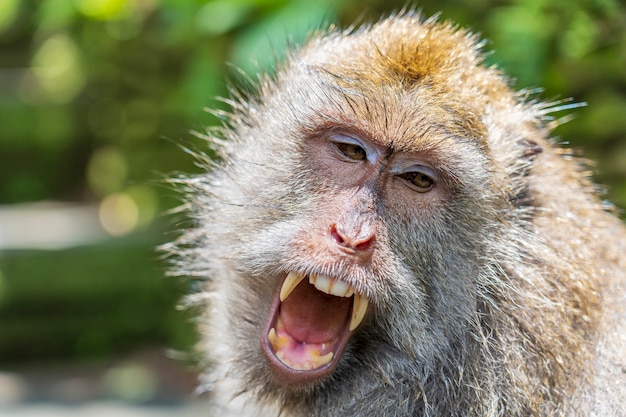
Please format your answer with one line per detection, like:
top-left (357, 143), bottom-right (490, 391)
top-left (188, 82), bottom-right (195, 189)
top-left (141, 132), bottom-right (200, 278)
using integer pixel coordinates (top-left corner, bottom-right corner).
top-left (164, 12), bottom-right (626, 416)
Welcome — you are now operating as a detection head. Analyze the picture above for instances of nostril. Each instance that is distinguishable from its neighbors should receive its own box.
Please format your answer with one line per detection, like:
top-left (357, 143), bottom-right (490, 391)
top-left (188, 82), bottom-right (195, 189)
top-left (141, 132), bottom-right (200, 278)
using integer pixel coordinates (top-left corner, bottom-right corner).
top-left (331, 224), bottom-right (375, 252)
top-left (355, 237), bottom-right (374, 251)
top-left (330, 224), bottom-right (345, 244)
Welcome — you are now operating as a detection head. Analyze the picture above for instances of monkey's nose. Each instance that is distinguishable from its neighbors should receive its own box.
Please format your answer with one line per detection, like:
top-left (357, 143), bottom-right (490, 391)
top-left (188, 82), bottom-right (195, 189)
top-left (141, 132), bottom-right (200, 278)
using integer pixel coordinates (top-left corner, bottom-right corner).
top-left (330, 223), bottom-right (375, 253)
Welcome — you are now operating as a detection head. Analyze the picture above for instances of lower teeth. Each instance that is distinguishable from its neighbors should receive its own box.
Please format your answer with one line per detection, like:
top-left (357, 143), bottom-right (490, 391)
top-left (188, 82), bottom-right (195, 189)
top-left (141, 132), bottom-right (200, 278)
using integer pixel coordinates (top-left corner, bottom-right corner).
top-left (268, 321), bottom-right (334, 370)
top-left (275, 349), bottom-right (334, 370)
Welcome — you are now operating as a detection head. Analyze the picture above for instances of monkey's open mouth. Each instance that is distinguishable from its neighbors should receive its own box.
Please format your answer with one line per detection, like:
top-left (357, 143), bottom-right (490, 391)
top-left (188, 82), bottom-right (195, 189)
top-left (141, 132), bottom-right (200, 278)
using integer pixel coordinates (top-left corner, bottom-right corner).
top-left (261, 271), bottom-right (369, 384)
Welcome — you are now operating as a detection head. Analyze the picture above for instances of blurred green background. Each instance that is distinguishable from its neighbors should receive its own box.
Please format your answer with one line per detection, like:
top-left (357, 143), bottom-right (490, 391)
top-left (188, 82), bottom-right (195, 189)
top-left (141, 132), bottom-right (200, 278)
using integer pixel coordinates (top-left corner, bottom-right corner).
top-left (0, 0), bottom-right (624, 385)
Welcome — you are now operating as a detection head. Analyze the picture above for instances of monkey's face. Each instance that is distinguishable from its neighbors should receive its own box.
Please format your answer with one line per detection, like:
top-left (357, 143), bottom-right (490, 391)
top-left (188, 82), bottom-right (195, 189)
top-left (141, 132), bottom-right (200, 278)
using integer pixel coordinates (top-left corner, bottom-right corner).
top-left (258, 130), bottom-right (445, 386)
top-left (227, 105), bottom-right (496, 398)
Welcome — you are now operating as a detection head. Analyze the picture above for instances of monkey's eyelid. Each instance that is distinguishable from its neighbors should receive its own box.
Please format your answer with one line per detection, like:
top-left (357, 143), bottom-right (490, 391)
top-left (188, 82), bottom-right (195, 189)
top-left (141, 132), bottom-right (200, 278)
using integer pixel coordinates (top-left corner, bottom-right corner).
top-left (388, 164), bottom-right (438, 180)
top-left (328, 133), bottom-right (380, 163)
top-left (328, 133), bottom-right (363, 147)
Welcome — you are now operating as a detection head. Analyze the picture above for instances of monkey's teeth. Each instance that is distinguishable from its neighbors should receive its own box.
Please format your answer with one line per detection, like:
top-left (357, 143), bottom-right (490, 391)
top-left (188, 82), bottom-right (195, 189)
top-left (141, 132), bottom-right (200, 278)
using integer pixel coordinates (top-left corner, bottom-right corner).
top-left (279, 271), bottom-right (367, 333)
top-left (268, 324), bottom-right (334, 370)
top-left (268, 327), bottom-right (289, 350)
top-left (280, 271), bottom-right (307, 302)
top-left (309, 350), bottom-right (334, 369)
top-left (274, 349), bottom-right (334, 371)
top-left (350, 293), bottom-right (368, 331)
top-left (309, 274), bottom-right (355, 297)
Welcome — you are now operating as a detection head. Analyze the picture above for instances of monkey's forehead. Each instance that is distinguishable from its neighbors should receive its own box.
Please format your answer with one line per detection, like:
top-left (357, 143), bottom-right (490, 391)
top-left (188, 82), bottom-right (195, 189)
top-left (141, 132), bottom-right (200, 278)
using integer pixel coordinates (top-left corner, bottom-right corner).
top-left (234, 13), bottom-right (543, 167)
top-left (290, 14), bottom-right (515, 117)
top-left (261, 14), bottom-right (534, 150)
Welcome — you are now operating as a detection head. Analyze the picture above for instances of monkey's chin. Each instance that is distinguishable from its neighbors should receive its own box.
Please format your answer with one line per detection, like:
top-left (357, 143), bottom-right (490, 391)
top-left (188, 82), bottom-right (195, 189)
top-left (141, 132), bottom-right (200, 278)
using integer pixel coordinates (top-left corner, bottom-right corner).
top-left (260, 271), bottom-right (368, 386)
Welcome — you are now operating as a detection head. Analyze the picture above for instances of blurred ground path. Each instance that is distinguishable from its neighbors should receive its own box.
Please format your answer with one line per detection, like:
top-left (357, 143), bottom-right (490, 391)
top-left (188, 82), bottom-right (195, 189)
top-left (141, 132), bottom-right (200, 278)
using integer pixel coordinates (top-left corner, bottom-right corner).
top-left (0, 202), bottom-right (108, 250)
top-left (0, 349), bottom-right (212, 417)
top-left (0, 401), bottom-right (213, 417)
top-left (0, 203), bottom-right (208, 415)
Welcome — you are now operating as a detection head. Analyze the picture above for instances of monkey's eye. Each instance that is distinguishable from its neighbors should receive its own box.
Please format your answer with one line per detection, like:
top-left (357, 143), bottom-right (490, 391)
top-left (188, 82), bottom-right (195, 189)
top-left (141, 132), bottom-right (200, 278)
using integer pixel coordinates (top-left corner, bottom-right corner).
top-left (334, 142), bottom-right (367, 161)
top-left (399, 168), bottom-right (435, 192)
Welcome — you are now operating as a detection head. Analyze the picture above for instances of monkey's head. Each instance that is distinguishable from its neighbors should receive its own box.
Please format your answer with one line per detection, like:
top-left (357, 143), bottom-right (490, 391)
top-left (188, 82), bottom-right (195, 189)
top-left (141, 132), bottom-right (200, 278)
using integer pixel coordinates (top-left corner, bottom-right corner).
top-left (177, 13), bottom-right (550, 413)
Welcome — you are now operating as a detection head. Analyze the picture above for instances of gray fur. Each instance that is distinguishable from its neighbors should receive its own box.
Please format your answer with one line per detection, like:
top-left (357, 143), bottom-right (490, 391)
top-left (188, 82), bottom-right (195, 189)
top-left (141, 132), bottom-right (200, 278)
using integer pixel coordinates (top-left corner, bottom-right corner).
top-left (163, 12), bottom-right (626, 417)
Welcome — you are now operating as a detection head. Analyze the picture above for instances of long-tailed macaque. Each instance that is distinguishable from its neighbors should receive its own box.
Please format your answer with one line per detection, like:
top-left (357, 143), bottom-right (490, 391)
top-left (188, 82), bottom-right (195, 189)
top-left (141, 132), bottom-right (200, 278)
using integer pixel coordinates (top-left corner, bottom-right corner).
top-left (164, 12), bottom-right (626, 416)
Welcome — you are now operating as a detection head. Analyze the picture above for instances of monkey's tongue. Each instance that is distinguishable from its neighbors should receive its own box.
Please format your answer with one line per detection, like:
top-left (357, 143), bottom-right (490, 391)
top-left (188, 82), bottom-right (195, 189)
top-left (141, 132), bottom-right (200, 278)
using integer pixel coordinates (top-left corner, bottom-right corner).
top-left (265, 278), bottom-right (352, 373)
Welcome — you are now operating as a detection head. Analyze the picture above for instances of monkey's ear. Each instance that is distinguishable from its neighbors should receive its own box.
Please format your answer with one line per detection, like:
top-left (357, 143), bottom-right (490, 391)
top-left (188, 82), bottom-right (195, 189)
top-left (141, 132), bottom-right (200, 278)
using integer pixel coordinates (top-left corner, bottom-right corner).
top-left (516, 138), bottom-right (543, 160)
top-left (508, 138), bottom-right (543, 207)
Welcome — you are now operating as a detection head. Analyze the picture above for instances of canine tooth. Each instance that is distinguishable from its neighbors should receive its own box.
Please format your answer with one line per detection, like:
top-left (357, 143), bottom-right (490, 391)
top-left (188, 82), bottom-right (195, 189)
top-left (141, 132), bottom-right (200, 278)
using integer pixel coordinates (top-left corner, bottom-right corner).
top-left (268, 328), bottom-right (288, 350)
top-left (350, 293), bottom-right (368, 331)
top-left (280, 271), bottom-right (306, 302)
top-left (311, 350), bottom-right (334, 368)
top-left (268, 328), bottom-right (277, 346)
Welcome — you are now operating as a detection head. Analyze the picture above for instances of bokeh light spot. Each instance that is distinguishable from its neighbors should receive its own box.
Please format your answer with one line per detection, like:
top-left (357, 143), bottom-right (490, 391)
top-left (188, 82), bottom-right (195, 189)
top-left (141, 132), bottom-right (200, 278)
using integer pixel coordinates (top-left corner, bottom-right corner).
top-left (87, 146), bottom-right (128, 197)
top-left (0, 0), bottom-right (20, 33)
top-left (31, 33), bottom-right (85, 104)
top-left (99, 192), bottom-right (139, 237)
top-left (102, 363), bottom-right (157, 402)
top-left (74, 0), bottom-right (130, 20)
top-left (124, 185), bottom-right (159, 229)
top-left (196, 1), bottom-right (250, 35)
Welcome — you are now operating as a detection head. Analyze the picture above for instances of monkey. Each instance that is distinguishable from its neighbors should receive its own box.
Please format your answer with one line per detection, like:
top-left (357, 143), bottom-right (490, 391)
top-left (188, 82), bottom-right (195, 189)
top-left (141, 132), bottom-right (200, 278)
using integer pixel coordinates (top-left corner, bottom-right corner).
top-left (163, 11), bottom-right (626, 417)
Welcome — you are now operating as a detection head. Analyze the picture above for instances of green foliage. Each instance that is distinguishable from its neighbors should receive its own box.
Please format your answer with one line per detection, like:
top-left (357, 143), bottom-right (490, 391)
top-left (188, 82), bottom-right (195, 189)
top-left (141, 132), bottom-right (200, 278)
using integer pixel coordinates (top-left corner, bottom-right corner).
top-left (0, 0), bottom-right (624, 363)
top-left (0, 230), bottom-right (195, 363)
top-left (0, 0), bottom-right (624, 209)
